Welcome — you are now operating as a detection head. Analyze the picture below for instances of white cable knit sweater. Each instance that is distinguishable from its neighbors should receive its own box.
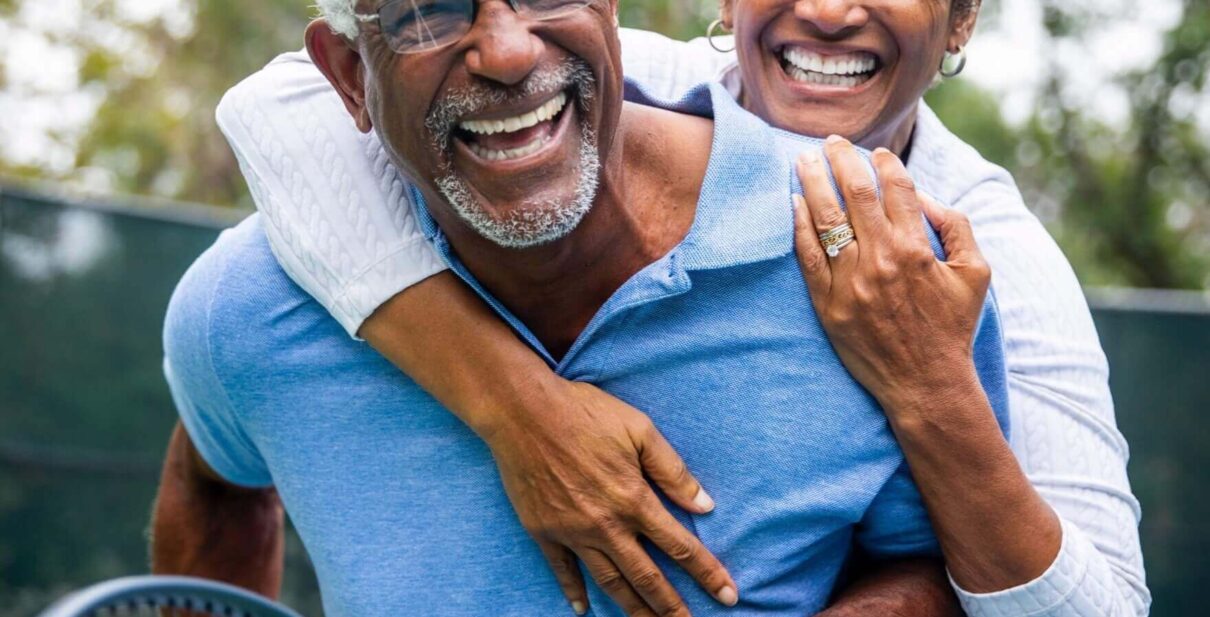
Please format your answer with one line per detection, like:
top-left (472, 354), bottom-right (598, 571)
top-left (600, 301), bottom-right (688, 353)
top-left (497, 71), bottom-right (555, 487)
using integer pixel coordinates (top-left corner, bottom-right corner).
top-left (214, 28), bottom-right (1149, 616)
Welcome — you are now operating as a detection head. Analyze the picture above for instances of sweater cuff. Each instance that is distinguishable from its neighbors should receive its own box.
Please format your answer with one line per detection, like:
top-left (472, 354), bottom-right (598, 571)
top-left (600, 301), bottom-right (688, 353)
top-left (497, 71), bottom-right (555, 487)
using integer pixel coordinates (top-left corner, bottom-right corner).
top-left (328, 237), bottom-right (449, 339)
top-left (950, 518), bottom-right (1092, 617)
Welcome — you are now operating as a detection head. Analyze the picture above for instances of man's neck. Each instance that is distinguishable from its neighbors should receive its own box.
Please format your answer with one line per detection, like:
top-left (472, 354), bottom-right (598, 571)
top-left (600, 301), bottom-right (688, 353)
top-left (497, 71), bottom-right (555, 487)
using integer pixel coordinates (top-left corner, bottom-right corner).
top-left (428, 102), bottom-right (713, 360)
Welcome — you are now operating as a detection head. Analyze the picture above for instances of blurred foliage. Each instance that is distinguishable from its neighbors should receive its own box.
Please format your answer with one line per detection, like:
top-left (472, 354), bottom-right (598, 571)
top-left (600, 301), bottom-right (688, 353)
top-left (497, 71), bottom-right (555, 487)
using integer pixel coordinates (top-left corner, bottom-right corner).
top-left (0, 0), bottom-right (1207, 288)
top-left (926, 0), bottom-right (1210, 289)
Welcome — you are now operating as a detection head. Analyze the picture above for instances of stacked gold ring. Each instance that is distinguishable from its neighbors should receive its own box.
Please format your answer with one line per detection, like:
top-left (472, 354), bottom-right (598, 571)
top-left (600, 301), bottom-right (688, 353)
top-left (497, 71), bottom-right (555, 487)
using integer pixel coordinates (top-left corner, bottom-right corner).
top-left (818, 222), bottom-right (856, 258)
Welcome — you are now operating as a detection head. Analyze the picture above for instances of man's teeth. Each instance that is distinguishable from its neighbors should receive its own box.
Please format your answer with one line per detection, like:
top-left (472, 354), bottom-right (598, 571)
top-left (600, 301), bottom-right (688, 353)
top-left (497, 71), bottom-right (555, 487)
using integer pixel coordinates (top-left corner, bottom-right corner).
top-left (468, 135), bottom-right (553, 162)
top-left (458, 92), bottom-right (568, 136)
top-left (783, 48), bottom-right (877, 84)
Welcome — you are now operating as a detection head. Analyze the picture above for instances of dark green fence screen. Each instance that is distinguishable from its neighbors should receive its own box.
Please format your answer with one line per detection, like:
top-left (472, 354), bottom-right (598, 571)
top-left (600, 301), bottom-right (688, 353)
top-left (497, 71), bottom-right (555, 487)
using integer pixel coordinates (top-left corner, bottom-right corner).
top-left (2, 187), bottom-right (1206, 616)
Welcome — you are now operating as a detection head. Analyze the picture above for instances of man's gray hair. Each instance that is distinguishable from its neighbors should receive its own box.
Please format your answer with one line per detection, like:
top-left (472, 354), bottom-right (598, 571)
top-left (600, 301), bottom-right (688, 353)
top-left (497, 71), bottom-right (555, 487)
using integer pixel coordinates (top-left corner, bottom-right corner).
top-left (315, 0), bottom-right (360, 39)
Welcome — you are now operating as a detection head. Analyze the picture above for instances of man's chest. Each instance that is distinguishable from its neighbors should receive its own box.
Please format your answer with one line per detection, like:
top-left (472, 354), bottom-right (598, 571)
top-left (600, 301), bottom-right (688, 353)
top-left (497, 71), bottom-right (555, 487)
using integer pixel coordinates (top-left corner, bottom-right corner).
top-left (229, 257), bottom-right (907, 614)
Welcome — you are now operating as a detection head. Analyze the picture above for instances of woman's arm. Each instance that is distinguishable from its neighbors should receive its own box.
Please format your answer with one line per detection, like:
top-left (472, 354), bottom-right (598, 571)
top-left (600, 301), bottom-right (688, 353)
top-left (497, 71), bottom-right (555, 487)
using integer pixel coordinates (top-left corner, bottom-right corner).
top-left (950, 173), bottom-right (1149, 615)
top-left (794, 139), bottom-right (1062, 589)
top-left (360, 273), bottom-right (742, 616)
top-left (800, 133), bottom-right (1149, 616)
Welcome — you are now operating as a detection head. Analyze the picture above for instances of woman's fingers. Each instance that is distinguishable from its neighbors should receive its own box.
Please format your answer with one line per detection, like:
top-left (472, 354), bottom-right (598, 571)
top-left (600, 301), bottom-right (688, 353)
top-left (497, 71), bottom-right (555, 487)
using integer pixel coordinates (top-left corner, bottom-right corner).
top-left (919, 191), bottom-right (981, 266)
top-left (639, 503), bottom-right (739, 608)
top-left (797, 149), bottom-right (857, 271)
top-left (636, 422), bottom-right (714, 515)
top-left (580, 549), bottom-right (657, 617)
top-left (871, 148), bottom-right (930, 246)
top-left (538, 541), bottom-right (590, 615)
top-left (823, 135), bottom-right (889, 241)
top-left (609, 541), bottom-right (693, 617)
top-left (793, 194), bottom-right (833, 296)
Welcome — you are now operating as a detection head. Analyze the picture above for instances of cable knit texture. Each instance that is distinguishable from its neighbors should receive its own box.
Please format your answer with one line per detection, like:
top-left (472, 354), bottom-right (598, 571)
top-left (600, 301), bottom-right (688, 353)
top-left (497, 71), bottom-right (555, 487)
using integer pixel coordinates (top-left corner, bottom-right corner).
top-left (214, 28), bottom-right (1148, 616)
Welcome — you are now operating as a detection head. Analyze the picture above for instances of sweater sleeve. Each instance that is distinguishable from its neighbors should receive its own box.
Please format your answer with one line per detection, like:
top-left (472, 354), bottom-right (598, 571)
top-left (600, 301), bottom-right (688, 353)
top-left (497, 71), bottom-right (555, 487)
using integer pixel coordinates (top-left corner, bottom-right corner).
top-left (946, 177), bottom-right (1151, 617)
top-left (215, 51), bottom-right (447, 338)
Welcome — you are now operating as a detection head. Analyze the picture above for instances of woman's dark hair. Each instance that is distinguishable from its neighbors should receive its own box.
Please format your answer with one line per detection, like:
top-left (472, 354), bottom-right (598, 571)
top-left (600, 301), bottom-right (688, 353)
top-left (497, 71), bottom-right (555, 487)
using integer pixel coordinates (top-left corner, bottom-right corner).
top-left (953, 0), bottom-right (982, 17)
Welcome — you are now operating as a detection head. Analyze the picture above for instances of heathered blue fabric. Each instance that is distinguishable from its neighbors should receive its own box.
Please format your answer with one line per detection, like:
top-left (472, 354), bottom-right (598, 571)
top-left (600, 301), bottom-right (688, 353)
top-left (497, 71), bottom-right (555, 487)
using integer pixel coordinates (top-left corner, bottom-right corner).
top-left (164, 80), bottom-right (1010, 616)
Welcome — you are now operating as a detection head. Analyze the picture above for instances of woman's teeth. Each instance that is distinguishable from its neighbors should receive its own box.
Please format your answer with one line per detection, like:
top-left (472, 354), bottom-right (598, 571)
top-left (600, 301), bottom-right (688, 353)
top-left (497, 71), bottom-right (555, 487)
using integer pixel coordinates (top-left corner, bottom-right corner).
top-left (459, 92), bottom-right (568, 136)
top-left (468, 135), bottom-right (553, 162)
top-left (782, 48), bottom-right (878, 87)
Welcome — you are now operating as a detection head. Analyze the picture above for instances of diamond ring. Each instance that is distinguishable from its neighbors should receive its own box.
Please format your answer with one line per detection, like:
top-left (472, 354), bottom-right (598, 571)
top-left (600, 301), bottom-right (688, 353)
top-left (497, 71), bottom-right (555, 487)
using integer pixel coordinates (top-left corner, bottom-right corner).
top-left (818, 222), bottom-right (856, 258)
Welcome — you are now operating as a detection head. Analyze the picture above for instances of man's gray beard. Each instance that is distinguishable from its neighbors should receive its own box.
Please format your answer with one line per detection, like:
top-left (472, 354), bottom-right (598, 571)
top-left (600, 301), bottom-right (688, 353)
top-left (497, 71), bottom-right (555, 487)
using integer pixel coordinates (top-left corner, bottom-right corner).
top-left (426, 60), bottom-right (601, 249)
top-left (435, 127), bottom-right (600, 249)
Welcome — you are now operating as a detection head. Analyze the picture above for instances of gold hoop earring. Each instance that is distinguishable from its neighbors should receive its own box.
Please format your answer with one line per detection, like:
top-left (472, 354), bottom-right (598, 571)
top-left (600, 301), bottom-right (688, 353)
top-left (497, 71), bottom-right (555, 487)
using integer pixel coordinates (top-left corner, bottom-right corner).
top-left (939, 46), bottom-right (967, 78)
top-left (707, 19), bottom-right (735, 54)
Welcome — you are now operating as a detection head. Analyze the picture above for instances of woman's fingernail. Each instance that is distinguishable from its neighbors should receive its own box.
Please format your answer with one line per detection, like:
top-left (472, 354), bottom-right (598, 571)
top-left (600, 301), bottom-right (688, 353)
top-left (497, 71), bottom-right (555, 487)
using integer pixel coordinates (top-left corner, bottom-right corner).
top-left (572, 600), bottom-right (587, 615)
top-left (693, 488), bottom-right (716, 512)
top-left (717, 585), bottom-right (739, 606)
top-left (801, 149), bottom-right (820, 165)
top-left (826, 134), bottom-right (845, 145)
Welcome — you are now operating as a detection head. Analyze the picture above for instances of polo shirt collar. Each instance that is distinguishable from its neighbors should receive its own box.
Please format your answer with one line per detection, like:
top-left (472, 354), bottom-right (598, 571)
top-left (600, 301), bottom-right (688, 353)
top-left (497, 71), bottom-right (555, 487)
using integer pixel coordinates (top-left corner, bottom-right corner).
top-left (635, 80), bottom-right (796, 271)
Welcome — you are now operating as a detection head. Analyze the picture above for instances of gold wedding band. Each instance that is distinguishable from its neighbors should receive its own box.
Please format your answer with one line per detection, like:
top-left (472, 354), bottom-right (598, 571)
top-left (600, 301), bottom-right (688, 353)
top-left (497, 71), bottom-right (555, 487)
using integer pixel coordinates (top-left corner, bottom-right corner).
top-left (818, 223), bottom-right (856, 258)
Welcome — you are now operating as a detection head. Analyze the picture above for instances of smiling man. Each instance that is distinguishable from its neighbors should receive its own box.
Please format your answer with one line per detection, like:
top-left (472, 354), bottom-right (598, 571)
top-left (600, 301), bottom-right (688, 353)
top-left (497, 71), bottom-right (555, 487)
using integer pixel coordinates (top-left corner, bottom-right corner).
top-left (151, 1), bottom-right (1011, 615)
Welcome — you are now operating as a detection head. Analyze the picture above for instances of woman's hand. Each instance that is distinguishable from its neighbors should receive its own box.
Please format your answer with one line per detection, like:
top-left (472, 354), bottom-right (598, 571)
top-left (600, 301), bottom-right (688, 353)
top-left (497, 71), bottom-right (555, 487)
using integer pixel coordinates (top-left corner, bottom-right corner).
top-left (792, 136), bottom-right (992, 415)
top-left (484, 379), bottom-right (739, 617)
top-left (792, 137), bottom-right (1061, 593)
top-left (361, 275), bottom-right (737, 615)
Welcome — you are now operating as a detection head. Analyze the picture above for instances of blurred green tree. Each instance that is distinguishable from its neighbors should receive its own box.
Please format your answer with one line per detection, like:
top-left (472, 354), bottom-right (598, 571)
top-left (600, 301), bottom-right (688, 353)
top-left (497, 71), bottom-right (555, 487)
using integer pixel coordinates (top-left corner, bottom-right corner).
top-left (69, 0), bottom-right (309, 208)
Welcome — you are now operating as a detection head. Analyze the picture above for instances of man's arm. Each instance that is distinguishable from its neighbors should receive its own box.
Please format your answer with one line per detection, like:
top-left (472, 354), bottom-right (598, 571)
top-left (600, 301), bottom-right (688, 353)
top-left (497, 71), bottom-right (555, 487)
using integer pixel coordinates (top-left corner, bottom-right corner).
top-left (151, 423), bottom-right (284, 598)
top-left (820, 558), bottom-right (962, 617)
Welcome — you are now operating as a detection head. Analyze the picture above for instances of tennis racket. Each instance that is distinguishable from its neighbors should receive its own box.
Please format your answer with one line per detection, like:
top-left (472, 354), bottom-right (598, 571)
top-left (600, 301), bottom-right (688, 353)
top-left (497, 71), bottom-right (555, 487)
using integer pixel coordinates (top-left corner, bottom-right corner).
top-left (37, 575), bottom-right (305, 617)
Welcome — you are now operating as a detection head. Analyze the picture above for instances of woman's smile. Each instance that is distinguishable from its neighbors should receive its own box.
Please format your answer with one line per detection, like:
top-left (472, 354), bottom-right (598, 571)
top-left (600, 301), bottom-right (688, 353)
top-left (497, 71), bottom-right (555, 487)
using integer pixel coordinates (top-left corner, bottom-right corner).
top-left (731, 0), bottom-right (954, 153)
top-left (780, 45), bottom-right (881, 89)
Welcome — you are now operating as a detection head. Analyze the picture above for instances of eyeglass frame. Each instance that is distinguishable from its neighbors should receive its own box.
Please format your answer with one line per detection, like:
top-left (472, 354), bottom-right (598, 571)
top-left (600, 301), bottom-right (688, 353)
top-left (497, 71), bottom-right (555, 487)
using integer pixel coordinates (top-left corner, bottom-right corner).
top-left (352, 0), bottom-right (601, 55)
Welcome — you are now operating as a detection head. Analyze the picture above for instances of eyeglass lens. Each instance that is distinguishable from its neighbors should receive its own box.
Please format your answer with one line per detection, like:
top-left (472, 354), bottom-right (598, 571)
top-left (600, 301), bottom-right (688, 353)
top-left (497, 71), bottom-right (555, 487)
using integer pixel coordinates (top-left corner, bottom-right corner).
top-left (378, 0), bottom-right (595, 53)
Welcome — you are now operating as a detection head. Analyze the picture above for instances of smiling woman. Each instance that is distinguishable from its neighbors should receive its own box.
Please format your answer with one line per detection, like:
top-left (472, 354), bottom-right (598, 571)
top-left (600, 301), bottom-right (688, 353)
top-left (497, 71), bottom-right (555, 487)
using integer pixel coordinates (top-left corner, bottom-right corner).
top-left (195, 0), bottom-right (1148, 615)
top-left (724, 0), bottom-right (977, 155)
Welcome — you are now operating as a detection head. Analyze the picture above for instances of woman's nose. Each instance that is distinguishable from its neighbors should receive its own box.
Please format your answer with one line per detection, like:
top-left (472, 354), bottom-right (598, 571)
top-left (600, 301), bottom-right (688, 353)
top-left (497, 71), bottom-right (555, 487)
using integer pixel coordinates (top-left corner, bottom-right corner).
top-left (794, 0), bottom-right (870, 36)
top-left (463, 2), bottom-right (546, 86)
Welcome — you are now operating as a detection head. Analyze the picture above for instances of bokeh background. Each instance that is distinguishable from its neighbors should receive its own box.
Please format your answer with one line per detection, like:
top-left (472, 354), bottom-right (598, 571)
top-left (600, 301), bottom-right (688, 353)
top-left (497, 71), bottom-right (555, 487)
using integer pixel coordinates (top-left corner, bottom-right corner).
top-left (1, 0), bottom-right (1207, 616)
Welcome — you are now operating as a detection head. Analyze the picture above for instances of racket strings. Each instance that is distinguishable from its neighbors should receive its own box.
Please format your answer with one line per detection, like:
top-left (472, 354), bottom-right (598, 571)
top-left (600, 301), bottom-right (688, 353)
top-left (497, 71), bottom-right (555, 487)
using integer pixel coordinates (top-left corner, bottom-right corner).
top-left (88, 595), bottom-right (255, 617)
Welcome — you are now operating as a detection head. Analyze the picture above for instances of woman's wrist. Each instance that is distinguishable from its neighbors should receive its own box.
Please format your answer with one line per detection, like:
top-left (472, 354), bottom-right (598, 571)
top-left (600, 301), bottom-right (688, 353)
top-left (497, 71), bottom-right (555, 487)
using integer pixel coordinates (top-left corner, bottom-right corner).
top-left (469, 367), bottom-right (568, 446)
top-left (869, 364), bottom-right (1064, 593)
top-left (871, 358), bottom-right (984, 431)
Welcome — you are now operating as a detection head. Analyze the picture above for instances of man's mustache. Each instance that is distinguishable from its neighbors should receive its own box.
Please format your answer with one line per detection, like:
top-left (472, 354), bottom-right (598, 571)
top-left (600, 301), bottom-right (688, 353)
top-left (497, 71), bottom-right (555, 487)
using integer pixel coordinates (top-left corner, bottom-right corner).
top-left (425, 59), bottom-right (596, 154)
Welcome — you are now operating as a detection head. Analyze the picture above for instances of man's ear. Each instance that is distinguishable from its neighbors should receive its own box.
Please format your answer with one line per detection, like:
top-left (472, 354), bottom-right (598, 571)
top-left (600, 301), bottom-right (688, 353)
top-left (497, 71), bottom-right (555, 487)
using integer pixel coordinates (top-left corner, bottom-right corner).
top-left (305, 19), bottom-right (373, 133)
top-left (948, 5), bottom-right (980, 51)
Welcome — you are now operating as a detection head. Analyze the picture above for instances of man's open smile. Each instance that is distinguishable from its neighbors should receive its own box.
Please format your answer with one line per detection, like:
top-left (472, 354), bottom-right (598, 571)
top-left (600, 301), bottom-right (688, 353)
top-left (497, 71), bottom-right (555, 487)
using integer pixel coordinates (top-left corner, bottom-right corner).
top-left (455, 91), bottom-right (574, 163)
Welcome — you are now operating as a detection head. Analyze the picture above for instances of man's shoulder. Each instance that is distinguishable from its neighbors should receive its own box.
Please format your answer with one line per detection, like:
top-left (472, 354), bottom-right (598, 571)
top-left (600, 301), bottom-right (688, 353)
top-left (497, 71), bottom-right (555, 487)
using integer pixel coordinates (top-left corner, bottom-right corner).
top-left (165, 214), bottom-right (337, 377)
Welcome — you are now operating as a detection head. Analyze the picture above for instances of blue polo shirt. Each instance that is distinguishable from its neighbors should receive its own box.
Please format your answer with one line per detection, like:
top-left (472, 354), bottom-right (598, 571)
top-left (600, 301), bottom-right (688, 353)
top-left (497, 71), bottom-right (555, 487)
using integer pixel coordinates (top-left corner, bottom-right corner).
top-left (165, 80), bottom-right (1009, 616)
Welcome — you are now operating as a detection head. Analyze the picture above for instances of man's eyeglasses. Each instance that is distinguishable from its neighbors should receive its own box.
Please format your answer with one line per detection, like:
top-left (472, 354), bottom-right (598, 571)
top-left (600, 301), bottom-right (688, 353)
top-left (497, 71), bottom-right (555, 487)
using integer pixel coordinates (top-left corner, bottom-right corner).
top-left (355, 0), bottom-right (597, 55)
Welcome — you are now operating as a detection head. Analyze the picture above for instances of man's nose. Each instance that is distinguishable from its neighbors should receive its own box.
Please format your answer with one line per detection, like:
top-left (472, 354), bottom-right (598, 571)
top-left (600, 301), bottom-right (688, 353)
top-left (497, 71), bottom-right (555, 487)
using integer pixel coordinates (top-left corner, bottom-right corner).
top-left (463, 2), bottom-right (545, 86)
top-left (794, 0), bottom-right (870, 37)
